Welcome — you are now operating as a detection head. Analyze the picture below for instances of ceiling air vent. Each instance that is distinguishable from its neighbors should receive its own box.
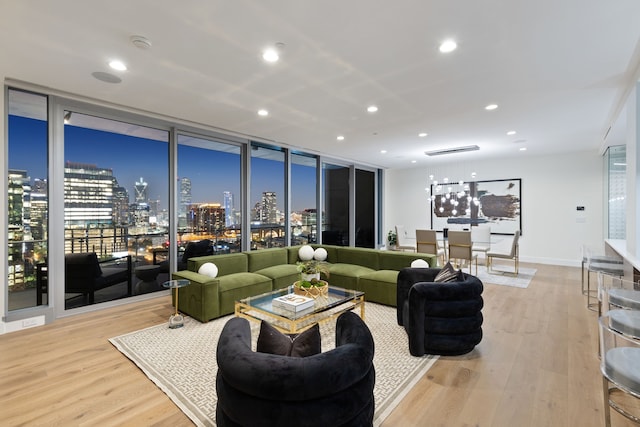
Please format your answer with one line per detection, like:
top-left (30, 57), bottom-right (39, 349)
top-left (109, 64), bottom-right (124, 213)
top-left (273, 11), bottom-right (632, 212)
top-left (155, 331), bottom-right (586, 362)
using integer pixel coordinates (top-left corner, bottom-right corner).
top-left (425, 145), bottom-right (480, 156)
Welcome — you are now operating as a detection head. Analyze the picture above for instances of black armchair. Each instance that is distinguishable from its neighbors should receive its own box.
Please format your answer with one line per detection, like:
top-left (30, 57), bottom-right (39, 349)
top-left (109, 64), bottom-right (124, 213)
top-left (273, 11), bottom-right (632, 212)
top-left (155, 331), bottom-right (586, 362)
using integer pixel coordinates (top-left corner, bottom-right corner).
top-left (397, 267), bottom-right (483, 356)
top-left (216, 311), bottom-right (376, 427)
top-left (65, 252), bottom-right (132, 304)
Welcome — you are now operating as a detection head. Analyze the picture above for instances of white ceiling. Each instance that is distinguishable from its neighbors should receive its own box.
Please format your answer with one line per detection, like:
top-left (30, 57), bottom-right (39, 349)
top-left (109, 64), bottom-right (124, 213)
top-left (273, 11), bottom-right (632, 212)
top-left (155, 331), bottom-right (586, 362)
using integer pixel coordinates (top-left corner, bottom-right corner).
top-left (2, 0), bottom-right (640, 169)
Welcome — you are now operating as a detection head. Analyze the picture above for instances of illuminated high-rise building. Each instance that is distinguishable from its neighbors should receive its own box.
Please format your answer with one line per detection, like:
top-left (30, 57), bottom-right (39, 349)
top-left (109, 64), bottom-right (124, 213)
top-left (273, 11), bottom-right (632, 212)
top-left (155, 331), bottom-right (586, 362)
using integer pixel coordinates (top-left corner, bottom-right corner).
top-left (223, 191), bottom-right (234, 227)
top-left (261, 191), bottom-right (277, 224)
top-left (134, 177), bottom-right (148, 204)
top-left (178, 177), bottom-right (192, 229)
top-left (64, 162), bottom-right (114, 227)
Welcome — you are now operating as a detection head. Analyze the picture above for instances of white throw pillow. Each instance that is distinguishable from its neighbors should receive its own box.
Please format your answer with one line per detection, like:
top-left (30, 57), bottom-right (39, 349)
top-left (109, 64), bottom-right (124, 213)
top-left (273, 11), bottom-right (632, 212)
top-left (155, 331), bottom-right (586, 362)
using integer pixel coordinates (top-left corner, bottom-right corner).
top-left (198, 262), bottom-right (218, 278)
top-left (313, 247), bottom-right (328, 261)
top-left (298, 245), bottom-right (315, 261)
top-left (411, 259), bottom-right (430, 268)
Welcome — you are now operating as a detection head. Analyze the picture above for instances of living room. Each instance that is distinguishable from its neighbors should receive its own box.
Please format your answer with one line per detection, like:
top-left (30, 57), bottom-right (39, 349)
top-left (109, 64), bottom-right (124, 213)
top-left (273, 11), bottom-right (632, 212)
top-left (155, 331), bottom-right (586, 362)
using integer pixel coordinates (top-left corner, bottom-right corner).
top-left (1, 1), bottom-right (640, 425)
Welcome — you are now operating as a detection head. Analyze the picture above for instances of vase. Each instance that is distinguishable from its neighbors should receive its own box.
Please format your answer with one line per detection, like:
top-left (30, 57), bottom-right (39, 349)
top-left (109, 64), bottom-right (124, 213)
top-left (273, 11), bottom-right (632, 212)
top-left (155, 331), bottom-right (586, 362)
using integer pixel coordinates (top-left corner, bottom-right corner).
top-left (300, 272), bottom-right (321, 282)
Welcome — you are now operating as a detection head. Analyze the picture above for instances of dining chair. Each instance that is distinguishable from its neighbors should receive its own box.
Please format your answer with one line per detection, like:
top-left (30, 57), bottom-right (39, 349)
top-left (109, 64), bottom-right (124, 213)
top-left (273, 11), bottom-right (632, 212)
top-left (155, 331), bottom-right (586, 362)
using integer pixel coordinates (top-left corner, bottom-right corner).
top-left (599, 313), bottom-right (640, 426)
top-left (471, 226), bottom-right (491, 263)
top-left (415, 229), bottom-right (446, 266)
top-left (447, 230), bottom-right (477, 275)
top-left (487, 230), bottom-right (520, 275)
top-left (395, 225), bottom-right (416, 252)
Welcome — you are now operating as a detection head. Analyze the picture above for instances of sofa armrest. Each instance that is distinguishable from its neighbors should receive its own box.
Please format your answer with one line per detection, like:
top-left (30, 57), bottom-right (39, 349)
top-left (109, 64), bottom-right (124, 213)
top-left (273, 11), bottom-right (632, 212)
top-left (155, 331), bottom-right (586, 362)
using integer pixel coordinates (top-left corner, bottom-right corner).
top-left (171, 270), bottom-right (222, 322)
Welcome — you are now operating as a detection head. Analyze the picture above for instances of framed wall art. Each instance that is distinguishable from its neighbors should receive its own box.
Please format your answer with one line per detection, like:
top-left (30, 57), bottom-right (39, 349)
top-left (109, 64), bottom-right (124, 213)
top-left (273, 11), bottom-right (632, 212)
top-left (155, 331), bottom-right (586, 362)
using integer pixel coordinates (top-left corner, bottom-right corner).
top-left (430, 178), bottom-right (521, 235)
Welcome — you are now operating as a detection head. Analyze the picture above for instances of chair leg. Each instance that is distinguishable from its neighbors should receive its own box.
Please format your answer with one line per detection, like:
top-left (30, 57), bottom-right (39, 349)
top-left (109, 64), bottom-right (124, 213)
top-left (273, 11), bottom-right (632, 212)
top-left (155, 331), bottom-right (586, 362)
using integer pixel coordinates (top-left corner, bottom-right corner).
top-left (603, 376), bottom-right (612, 427)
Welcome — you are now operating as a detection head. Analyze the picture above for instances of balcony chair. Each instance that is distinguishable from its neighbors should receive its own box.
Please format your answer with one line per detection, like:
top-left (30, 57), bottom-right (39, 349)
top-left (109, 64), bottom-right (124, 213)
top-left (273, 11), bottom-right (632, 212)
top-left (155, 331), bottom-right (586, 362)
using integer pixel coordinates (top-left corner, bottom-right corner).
top-left (158, 239), bottom-right (213, 273)
top-left (487, 230), bottom-right (520, 275)
top-left (395, 225), bottom-right (416, 252)
top-left (448, 230), bottom-right (478, 275)
top-left (416, 229), bottom-right (446, 266)
top-left (65, 252), bottom-right (132, 304)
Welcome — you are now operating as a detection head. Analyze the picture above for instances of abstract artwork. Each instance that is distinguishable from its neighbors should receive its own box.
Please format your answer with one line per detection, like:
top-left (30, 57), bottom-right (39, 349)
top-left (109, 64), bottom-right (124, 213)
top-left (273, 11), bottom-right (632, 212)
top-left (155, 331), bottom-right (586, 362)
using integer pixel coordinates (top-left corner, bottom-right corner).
top-left (430, 178), bottom-right (521, 235)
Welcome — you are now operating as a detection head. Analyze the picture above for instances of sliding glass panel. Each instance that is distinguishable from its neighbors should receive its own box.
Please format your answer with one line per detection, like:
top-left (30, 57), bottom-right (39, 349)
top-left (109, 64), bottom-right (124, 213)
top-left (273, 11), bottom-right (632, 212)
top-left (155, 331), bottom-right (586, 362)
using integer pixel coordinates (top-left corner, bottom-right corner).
top-left (322, 162), bottom-right (350, 246)
top-left (177, 135), bottom-right (242, 257)
top-left (7, 89), bottom-right (49, 311)
top-left (64, 111), bottom-right (169, 309)
top-left (250, 144), bottom-right (285, 250)
top-left (291, 153), bottom-right (317, 245)
top-left (355, 169), bottom-right (375, 248)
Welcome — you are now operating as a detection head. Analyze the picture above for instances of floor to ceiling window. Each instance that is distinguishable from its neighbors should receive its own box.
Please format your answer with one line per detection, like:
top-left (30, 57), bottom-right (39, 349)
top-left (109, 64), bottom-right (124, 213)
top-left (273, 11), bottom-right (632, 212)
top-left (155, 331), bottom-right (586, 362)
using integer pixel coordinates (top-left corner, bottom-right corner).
top-left (322, 162), bottom-right (350, 246)
top-left (250, 143), bottom-right (285, 250)
top-left (63, 111), bottom-right (169, 309)
top-left (291, 153), bottom-right (317, 245)
top-left (7, 89), bottom-right (49, 311)
top-left (177, 134), bottom-right (242, 255)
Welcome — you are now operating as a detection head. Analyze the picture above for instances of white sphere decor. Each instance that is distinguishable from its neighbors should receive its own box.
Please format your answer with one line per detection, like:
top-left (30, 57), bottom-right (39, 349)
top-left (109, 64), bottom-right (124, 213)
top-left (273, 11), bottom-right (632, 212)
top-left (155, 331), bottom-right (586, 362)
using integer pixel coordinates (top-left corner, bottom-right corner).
top-left (198, 262), bottom-right (218, 278)
top-left (298, 245), bottom-right (315, 261)
top-left (411, 259), bottom-right (430, 268)
top-left (313, 247), bottom-right (328, 261)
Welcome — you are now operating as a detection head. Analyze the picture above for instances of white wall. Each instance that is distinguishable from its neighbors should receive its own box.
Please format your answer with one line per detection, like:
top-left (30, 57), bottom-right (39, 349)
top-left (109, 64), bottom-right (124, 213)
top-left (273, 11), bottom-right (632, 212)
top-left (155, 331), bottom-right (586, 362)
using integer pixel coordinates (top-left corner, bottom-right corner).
top-left (384, 151), bottom-right (604, 266)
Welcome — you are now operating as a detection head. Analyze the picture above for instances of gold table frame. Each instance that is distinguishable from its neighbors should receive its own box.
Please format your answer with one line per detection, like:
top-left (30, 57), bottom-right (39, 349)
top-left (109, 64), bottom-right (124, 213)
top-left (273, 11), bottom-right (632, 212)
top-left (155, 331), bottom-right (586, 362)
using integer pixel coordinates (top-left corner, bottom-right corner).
top-left (235, 286), bottom-right (365, 334)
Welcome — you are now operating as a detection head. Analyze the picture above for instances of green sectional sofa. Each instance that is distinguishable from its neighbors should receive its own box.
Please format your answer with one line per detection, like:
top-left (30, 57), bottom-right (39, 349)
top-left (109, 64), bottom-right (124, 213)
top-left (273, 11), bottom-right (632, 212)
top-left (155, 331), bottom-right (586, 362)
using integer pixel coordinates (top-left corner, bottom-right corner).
top-left (171, 245), bottom-right (437, 322)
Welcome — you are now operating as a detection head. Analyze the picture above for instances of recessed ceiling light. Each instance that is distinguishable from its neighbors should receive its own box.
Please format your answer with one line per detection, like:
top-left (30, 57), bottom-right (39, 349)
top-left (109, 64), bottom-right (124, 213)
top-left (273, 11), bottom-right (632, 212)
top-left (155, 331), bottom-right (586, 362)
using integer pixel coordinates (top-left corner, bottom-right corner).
top-left (507, 130), bottom-right (516, 135)
top-left (418, 132), bottom-right (428, 137)
top-left (411, 160), bottom-right (417, 163)
top-left (380, 150), bottom-right (387, 154)
top-left (336, 135), bottom-right (345, 141)
top-left (258, 109), bottom-right (269, 116)
top-left (439, 39), bottom-right (457, 53)
top-left (109, 60), bottom-right (127, 71)
top-left (485, 104), bottom-right (498, 111)
top-left (367, 105), bottom-right (378, 113)
top-left (262, 48), bottom-right (279, 63)
top-left (519, 147), bottom-right (527, 151)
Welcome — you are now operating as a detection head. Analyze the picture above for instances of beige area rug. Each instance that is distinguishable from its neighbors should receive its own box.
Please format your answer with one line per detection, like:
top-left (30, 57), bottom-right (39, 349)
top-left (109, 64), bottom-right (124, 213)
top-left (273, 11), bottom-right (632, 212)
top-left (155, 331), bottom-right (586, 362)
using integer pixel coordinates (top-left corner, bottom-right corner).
top-left (473, 265), bottom-right (536, 288)
top-left (110, 302), bottom-right (438, 427)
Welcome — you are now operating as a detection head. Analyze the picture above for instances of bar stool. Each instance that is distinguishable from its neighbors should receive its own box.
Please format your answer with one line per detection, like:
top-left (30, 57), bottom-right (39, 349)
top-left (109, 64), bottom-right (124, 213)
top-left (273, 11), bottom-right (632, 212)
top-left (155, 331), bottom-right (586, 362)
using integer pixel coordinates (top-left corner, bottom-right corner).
top-left (587, 262), bottom-right (624, 311)
top-left (582, 245), bottom-right (622, 310)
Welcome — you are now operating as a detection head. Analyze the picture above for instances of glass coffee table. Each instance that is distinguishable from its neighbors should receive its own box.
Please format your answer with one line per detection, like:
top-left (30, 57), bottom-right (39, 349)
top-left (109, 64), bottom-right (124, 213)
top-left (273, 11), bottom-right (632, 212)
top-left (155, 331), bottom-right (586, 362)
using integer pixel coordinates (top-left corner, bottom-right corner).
top-left (235, 285), bottom-right (365, 334)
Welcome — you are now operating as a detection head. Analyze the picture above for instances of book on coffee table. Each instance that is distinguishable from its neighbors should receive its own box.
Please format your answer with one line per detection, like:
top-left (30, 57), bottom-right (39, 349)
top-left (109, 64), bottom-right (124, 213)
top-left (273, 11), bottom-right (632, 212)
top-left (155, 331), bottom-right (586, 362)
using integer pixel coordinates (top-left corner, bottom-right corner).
top-left (272, 294), bottom-right (315, 312)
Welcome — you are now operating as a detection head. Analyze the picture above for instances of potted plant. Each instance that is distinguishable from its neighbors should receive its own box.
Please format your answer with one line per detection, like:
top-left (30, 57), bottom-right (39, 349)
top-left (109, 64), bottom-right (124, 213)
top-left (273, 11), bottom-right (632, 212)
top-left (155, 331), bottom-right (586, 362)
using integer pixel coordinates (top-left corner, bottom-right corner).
top-left (295, 260), bottom-right (330, 297)
top-left (387, 230), bottom-right (398, 249)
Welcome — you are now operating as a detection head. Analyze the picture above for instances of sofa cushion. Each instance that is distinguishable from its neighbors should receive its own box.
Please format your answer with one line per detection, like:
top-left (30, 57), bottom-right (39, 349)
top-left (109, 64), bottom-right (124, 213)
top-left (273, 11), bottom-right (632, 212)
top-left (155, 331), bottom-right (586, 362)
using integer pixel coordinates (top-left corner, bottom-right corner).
top-left (434, 262), bottom-right (461, 283)
top-left (255, 264), bottom-right (300, 290)
top-left (188, 253), bottom-right (248, 275)
top-left (336, 247), bottom-right (379, 270)
top-left (358, 270), bottom-right (399, 306)
top-left (257, 321), bottom-right (321, 357)
top-left (328, 263), bottom-right (375, 290)
top-left (298, 245), bottom-right (315, 261)
top-left (218, 272), bottom-right (273, 316)
top-left (378, 251), bottom-right (436, 270)
top-left (247, 248), bottom-right (288, 272)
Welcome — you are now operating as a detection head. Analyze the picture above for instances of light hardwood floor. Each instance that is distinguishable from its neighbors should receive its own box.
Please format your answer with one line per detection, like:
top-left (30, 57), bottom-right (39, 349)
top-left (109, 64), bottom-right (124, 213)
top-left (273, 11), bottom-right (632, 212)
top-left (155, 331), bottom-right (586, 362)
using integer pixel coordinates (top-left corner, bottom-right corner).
top-left (0, 263), bottom-right (636, 426)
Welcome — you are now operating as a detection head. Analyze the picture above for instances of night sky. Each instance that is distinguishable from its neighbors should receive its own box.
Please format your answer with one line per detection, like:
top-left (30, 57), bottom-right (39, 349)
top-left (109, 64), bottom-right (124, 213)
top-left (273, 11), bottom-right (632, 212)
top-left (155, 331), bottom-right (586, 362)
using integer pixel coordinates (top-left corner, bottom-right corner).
top-left (9, 115), bottom-right (316, 212)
